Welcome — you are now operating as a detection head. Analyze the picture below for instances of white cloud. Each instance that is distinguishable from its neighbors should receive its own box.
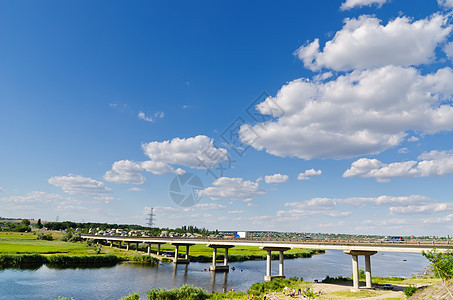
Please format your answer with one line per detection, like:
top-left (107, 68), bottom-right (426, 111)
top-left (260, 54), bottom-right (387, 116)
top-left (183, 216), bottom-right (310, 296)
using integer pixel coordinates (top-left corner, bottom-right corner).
top-left (200, 177), bottom-right (266, 201)
top-left (0, 186), bottom-right (2, 192)
top-left (398, 148), bottom-right (408, 154)
top-left (297, 169), bottom-right (322, 181)
top-left (228, 210), bottom-right (245, 214)
top-left (390, 202), bottom-right (453, 215)
top-left (194, 203), bottom-right (227, 210)
top-left (128, 187), bottom-right (143, 192)
top-left (264, 173), bottom-right (289, 184)
top-left (48, 175), bottom-right (113, 202)
top-left (240, 66), bottom-right (453, 160)
top-left (142, 135), bottom-right (229, 169)
top-left (444, 42), bottom-right (453, 61)
top-left (104, 159), bottom-right (185, 185)
top-left (103, 160), bottom-right (145, 184)
top-left (1, 191), bottom-right (70, 204)
top-left (141, 161), bottom-right (185, 175)
top-left (438, 0), bottom-right (453, 9)
top-left (296, 14), bottom-right (451, 71)
top-left (344, 150), bottom-right (453, 182)
top-left (138, 111), bottom-right (164, 122)
top-left (280, 195), bottom-right (433, 219)
top-left (340, 0), bottom-right (388, 10)
top-left (407, 136), bottom-right (419, 142)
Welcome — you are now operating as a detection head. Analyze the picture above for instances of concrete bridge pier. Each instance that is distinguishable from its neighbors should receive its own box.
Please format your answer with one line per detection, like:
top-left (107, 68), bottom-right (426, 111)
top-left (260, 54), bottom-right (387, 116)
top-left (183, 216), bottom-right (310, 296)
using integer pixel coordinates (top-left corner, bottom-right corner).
top-left (260, 247), bottom-right (291, 281)
top-left (171, 243), bottom-right (194, 264)
top-left (208, 244), bottom-right (235, 272)
top-left (344, 250), bottom-right (377, 290)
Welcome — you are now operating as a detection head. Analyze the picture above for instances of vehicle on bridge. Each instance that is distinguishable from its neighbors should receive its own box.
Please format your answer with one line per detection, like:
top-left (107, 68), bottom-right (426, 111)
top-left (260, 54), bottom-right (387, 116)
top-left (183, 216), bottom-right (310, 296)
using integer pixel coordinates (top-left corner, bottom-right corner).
top-left (387, 236), bottom-right (404, 241)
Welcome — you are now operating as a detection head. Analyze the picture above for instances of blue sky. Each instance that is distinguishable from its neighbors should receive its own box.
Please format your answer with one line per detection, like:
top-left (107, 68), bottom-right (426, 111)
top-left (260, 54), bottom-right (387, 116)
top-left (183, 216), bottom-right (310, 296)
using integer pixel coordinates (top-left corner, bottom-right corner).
top-left (2, 0), bottom-right (453, 236)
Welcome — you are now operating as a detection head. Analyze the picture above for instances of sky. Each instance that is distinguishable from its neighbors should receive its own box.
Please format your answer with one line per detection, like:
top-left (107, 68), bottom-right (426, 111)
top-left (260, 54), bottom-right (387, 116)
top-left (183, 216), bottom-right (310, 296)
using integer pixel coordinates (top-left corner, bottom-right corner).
top-left (2, 0), bottom-right (453, 236)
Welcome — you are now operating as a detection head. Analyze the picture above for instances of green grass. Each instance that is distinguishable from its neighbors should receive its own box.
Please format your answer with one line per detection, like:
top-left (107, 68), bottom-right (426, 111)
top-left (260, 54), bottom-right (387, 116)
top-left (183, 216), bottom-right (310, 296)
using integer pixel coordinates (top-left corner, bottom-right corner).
top-left (0, 232), bottom-right (93, 254)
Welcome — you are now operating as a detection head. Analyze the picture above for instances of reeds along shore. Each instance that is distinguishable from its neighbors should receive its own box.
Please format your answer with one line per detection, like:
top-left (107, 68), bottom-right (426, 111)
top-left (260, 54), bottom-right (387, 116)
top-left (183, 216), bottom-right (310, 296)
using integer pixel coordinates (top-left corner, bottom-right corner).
top-left (0, 253), bottom-right (158, 269)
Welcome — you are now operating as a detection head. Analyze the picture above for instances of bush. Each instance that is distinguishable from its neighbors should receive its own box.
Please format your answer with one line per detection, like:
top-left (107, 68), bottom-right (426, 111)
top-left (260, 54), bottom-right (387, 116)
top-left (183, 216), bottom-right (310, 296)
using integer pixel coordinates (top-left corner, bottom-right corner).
top-left (129, 255), bottom-right (158, 264)
top-left (403, 285), bottom-right (418, 297)
top-left (37, 232), bottom-right (53, 241)
top-left (146, 284), bottom-right (209, 300)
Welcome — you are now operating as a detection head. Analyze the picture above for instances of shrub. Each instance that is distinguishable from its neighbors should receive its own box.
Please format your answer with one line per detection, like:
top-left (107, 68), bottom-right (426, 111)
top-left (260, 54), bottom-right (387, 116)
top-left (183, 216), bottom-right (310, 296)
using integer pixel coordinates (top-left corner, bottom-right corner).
top-left (37, 232), bottom-right (53, 241)
top-left (403, 285), bottom-right (418, 297)
top-left (146, 284), bottom-right (209, 300)
top-left (129, 255), bottom-right (158, 264)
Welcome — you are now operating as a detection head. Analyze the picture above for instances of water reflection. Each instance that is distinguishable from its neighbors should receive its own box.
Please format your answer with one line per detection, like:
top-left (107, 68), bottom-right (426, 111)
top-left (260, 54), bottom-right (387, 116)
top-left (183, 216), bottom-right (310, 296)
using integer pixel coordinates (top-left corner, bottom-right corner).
top-left (210, 271), bottom-right (228, 293)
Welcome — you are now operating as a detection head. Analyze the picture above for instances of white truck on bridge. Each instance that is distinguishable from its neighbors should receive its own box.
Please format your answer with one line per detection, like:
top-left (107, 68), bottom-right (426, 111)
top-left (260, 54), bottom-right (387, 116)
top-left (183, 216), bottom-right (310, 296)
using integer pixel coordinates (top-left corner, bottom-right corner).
top-left (234, 231), bottom-right (249, 239)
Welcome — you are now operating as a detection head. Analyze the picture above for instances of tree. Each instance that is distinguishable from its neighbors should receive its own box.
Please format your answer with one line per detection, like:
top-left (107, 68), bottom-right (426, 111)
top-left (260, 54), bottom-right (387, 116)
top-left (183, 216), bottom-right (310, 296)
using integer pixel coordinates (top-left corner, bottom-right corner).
top-left (37, 219), bottom-right (43, 229)
top-left (423, 248), bottom-right (453, 298)
top-left (21, 219), bottom-right (30, 226)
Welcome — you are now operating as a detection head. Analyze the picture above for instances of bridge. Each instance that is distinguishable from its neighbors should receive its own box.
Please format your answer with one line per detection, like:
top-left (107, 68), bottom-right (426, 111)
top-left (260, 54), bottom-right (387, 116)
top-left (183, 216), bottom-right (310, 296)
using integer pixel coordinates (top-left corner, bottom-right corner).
top-left (81, 234), bottom-right (451, 290)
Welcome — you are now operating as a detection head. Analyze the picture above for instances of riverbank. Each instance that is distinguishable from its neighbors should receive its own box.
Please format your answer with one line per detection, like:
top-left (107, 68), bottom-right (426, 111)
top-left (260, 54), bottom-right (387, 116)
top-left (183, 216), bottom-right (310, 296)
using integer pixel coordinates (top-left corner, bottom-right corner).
top-left (114, 276), bottom-right (441, 300)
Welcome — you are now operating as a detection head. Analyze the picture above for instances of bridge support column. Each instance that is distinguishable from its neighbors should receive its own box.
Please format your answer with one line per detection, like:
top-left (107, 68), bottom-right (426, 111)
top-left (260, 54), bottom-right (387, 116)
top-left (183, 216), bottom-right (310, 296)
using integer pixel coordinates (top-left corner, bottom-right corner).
top-left (261, 247), bottom-right (291, 281)
top-left (126, 242), bottom-right (130, 251)
top-left (352, 255), bottom-right (359, 290)
top-left (170, 243), bottom-right (193, 264)
top-left (136, 242), bottom-right (139, 251)
top-left (147, 244), bottom-right (151, 255)
top-left (157, 244), bottom-right (161, 256)
top-left (344, 250), bottom-right (377, 291)
top-left (365, 255), bottom-right (372, 288)
top-left (208, 244), bottom-right (234, 272)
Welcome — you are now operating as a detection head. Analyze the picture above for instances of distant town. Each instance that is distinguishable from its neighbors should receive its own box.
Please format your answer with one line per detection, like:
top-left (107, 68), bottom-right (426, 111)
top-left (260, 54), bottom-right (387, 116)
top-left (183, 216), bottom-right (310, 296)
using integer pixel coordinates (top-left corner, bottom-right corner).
top-left (1, 217), bottom-right (448, 241)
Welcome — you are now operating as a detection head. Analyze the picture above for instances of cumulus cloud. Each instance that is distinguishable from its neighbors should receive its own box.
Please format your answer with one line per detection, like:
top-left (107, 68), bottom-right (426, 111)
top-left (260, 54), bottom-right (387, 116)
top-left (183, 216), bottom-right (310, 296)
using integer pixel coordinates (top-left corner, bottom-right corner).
top-left (298, 169), bottom-right (322, 180)
top-left (200, 177), bottom-right (266, 201)
top-left (104, 160), bottom-right (145, 184)
top-left (296, 14), bottom-right (451, 71)
top-left (142, 135), bottom-right (229, 169)
top-left (239, 66), bottom-right (453, 159)
top-left (340, 0), bottom-right (388, 10)
top-left (104, 159), bottom-right (185, 185)
top-left (141, 161), bottom-right (185, 175)
top-left (343, 150), bottom-right (453, 182)
top-left (438, 0), bottom-right (453, 9)
top-left (48, 175), bottom-right (113, 202)
top-left (264, 173), bottom-right (289, 184)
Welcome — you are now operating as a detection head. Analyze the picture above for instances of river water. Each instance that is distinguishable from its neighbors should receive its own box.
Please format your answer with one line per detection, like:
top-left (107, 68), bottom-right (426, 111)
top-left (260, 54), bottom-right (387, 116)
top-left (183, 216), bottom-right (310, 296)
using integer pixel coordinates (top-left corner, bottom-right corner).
top-left (0, 250), bottom-right (429, 300)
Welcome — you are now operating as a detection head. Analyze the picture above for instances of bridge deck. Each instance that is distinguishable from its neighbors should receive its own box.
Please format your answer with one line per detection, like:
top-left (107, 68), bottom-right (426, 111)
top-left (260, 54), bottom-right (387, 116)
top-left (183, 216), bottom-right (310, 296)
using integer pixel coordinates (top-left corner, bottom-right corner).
top-left (81, 234), bottom-right (452, 253)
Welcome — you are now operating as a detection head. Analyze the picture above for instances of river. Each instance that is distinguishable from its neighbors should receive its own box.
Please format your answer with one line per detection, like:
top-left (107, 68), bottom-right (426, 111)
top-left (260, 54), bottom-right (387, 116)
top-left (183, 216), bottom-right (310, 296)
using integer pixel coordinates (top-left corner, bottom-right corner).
top-left (0, 250), bottom-right (429, 300)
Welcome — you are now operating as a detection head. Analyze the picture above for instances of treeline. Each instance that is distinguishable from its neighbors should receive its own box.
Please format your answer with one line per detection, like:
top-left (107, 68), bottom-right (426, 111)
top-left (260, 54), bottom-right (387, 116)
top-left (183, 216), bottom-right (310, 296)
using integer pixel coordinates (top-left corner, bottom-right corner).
top-left (41, 221), bottom-right (216, 237)
top-left (44, 221), bottom-right (151, 232)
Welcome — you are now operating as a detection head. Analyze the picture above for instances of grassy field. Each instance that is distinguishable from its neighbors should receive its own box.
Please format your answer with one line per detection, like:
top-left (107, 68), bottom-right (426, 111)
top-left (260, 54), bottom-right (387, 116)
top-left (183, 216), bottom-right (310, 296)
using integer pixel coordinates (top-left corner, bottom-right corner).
top-left (0, 232), bottom-right (93, 255)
